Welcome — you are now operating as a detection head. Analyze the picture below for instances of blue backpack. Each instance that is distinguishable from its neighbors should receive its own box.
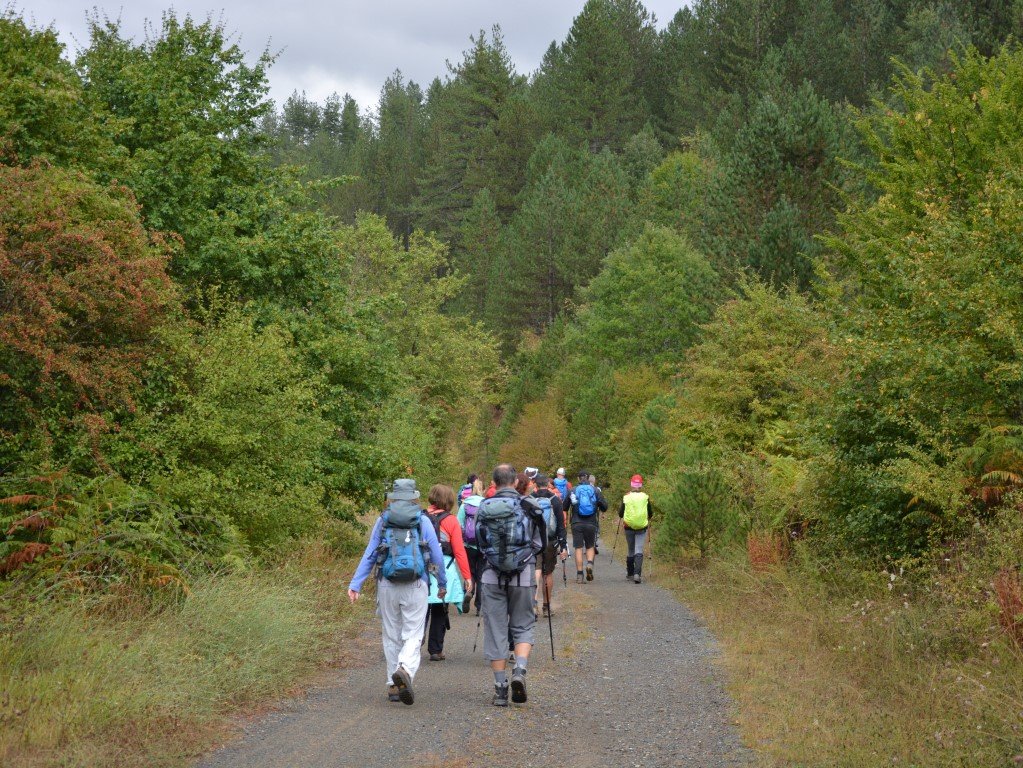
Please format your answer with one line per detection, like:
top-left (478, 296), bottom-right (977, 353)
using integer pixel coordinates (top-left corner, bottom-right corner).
top-left (476, 495), bottom-right (536, 582)
top-left (376, 502), bottom-right (428, 583)
top-left (574, 484), bottom-right (597, 517)
top-left (553, 477), bottom-right (569, 499)
top-left (535, 495), bottom-right (557, 540)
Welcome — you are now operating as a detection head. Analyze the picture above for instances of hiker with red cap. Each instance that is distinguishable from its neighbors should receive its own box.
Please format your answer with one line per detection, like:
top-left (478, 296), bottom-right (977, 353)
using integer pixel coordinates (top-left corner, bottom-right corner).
top-left (619, 474), bottom-right (653, 584)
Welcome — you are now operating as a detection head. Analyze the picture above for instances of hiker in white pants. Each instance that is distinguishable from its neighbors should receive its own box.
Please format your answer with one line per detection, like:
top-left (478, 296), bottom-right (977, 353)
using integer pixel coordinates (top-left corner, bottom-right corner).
top-left (348, 479), bottom-right (447, 705)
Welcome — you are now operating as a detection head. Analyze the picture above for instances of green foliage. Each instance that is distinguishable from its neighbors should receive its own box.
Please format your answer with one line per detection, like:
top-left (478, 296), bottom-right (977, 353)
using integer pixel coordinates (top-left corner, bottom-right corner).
top-left (149, 308), bottom-right (329, 550)
top-left (819, 46), bottom-right (1023, 553)
top-left (534, 0), bottom-right (658, 152)
top-left (416, 28), bottom-right (535, 243)
top-left (574, 224), bottom-right (721, 369)
top-left (0, 14), bottom-right (123, 173)
top-left (691, 60), bottom-right (859, 287)
top-left (494, 136), bottom-right (634, 341)
top-left (79, 14), bottom-right (341, 306)
top-left (651, 439), bottom-right (733, 557)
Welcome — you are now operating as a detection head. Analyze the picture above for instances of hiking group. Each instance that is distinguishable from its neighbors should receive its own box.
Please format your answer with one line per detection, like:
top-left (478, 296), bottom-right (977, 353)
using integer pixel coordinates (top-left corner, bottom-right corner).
top-left (347, 464), bottom-right (654, 707)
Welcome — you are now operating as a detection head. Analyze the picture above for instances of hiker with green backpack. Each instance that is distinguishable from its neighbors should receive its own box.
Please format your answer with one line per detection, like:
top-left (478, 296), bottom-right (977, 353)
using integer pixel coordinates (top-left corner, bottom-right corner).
top-left (476, 463), bottom-right (547, 707)
top-left (347, 479), bottom-right (447, 705)
top-left (619, 474), bottom-right (653, 584)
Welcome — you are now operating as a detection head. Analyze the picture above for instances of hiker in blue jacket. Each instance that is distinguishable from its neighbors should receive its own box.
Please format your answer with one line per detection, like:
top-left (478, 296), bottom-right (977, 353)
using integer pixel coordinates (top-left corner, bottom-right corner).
top-left (348, 479), bottom-right (447, 705)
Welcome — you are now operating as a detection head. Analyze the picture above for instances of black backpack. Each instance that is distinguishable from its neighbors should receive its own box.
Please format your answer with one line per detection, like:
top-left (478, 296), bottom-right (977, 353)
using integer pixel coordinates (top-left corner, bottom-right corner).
top-left (476, 496), bottom-right (538, 583)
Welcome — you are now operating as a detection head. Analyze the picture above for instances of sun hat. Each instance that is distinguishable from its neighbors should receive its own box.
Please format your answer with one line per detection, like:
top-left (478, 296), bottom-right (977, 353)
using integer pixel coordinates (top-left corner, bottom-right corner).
top-left (387, 478), bottom-right (420, 501)
top-left (630, 474), bottom-right (643, 489)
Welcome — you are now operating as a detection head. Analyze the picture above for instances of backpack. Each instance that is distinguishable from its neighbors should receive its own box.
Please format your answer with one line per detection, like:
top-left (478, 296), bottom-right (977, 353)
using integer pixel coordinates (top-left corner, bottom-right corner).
top-left (535, 495), bottom-right (557, 541)
top-left (461, 495), bottom-right (483, 546)
top-left (428, 510), bottom-right (454, 557)
top-left (476, 495), bottom-right (537, 581)
top-left (574, 483), bottom-right (597, 517)
top-left (376, 501), bottom-right (428, 583)
top-left (552, 477), bottom-right (568, 499)
top-left (622, 491), bottom-right (650, 529)
top-left (458, 483), bottom-right (473, 501)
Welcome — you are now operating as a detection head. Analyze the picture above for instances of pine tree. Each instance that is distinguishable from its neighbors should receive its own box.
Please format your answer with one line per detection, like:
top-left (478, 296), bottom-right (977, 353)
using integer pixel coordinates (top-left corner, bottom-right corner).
top-left (456, 188), bottom-right (501, 318)
top-left (416, 27), bottom-right (532, 245)
top-left (535, 0), bottom-right (658, 152)
top-left (374, 71), bottom-right (426, 246)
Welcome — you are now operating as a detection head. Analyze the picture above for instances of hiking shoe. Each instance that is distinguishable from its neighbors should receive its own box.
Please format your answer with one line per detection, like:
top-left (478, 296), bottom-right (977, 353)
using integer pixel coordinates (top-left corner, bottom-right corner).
top-left (542, 603), bottom-right (551, 617)
top-left (492, 683), bottom-right (509, 707)
top-left (634, 574), bottom-right (642, 584)
top-left (391, 666), bottom-right (414, 705)
top-left (576, 572), bottom-right (584, 584)
top-left (510, 667), bottom-right (527, 704)
top-left (387, 685), bottom-right (400, 703)
top-left (461, 594), bottom-right (472, 614)
top-left (428, 652), bottom-right (445, 661)
top-left (585, 563), bottom-right (594, 581)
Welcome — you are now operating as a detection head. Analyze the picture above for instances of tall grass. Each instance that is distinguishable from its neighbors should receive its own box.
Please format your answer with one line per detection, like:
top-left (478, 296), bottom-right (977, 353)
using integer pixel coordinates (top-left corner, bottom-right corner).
top-left (0, 542), bottom-right (368, 767)
top-left (671, 545), bottom-right (1023, 766)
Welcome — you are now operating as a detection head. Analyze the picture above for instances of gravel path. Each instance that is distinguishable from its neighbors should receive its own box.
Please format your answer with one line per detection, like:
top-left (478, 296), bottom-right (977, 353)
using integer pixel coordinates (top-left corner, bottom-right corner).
top-left (198, 538), bottom-right (749, 768)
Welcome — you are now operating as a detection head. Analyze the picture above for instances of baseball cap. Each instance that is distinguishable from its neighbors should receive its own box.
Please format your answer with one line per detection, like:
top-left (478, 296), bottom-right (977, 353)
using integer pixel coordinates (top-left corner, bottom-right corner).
top-left (630, 474), bottom-right (643, 488)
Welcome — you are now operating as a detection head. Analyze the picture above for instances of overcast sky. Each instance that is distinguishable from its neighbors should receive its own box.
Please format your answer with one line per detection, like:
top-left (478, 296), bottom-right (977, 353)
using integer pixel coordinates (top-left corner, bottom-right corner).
top-left (24, 1), bottom-right (690, 113)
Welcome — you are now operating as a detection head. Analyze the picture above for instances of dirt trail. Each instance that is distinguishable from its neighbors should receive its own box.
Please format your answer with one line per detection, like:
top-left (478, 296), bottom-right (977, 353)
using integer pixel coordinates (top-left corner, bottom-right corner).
top-left (198, 544), bottom-right (749, 768)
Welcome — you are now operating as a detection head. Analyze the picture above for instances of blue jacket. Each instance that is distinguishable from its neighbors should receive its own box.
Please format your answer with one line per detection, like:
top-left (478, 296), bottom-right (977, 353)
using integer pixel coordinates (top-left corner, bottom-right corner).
top-left (348, 513), bottom-right (447, 594)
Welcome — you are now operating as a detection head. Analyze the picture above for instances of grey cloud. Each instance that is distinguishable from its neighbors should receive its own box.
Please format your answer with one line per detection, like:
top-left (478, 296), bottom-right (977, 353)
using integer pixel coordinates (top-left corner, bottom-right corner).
top-left (23, 0), bottom-right (688, 109)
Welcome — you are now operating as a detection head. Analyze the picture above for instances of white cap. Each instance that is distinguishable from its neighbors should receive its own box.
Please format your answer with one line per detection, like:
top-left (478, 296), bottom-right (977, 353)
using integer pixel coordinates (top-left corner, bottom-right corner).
top-left (556, 467), bottom-right (565, 476)
top-left (525, 466), bottom-right (538, 479)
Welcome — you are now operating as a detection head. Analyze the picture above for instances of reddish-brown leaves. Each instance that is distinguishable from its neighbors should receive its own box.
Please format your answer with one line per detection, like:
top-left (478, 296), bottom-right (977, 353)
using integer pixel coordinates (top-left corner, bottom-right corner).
top-left (0, 162), bottom-right (176, 413)
top-left (0, 542), bottom-right (50, 575)
top-left (994, 567), bottom-right (1023, 648)
top-left (747, 530), bottom-right (788, 571)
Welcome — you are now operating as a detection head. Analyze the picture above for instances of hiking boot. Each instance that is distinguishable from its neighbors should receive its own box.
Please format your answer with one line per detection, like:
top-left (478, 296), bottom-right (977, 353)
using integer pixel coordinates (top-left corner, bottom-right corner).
top-left (510, 667), bottom-right (528, 704)
top-left (492, 683), bottom-right (509, 707)
top-left (633, 574), bottom-right (642, 584)
top-left (391, 666), bottom-right (414, 705)
top-left (585, 563), bottom-right (594, 581)
top-left (576, 571), bottom-right (584, 584)
top-left (387, 685), bottom-right (400, 703)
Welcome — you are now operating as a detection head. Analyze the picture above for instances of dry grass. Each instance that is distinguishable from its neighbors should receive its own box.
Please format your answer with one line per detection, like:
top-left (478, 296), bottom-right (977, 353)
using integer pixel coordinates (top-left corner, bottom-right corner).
top-left (0, 541), bottom-right (371, 768)
top-left (994, 567), bottom-right (1023, 648)
top-left (746, 530), bottom-right (787, 571)
top-left (668, 548), bottom-right (1023, 767)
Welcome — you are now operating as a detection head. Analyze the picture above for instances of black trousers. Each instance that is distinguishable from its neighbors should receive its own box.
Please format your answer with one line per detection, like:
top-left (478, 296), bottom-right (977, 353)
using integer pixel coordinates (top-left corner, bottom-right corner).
top-left (426, 602), bottom-right (450, 654)
top-left (467, 548), bottom-right (486, 611)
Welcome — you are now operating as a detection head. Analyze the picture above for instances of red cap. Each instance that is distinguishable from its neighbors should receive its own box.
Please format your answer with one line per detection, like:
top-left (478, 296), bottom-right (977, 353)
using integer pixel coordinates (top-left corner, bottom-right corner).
top-left (630, 474), bottom-right (643, 488)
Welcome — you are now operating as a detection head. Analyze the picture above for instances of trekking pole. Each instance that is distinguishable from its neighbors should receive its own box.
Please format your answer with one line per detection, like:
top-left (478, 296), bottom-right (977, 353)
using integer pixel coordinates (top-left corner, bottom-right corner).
top-left (561, 552), bottom-right (567, 589)
top-left (646, 523), bottom-right (654, 580)
top-left (543, 577), bottom-right (555, 661)
top-left (610, 517), bottom-right (621, 565)
top-left (472, 583), bottom-right (483, 653)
